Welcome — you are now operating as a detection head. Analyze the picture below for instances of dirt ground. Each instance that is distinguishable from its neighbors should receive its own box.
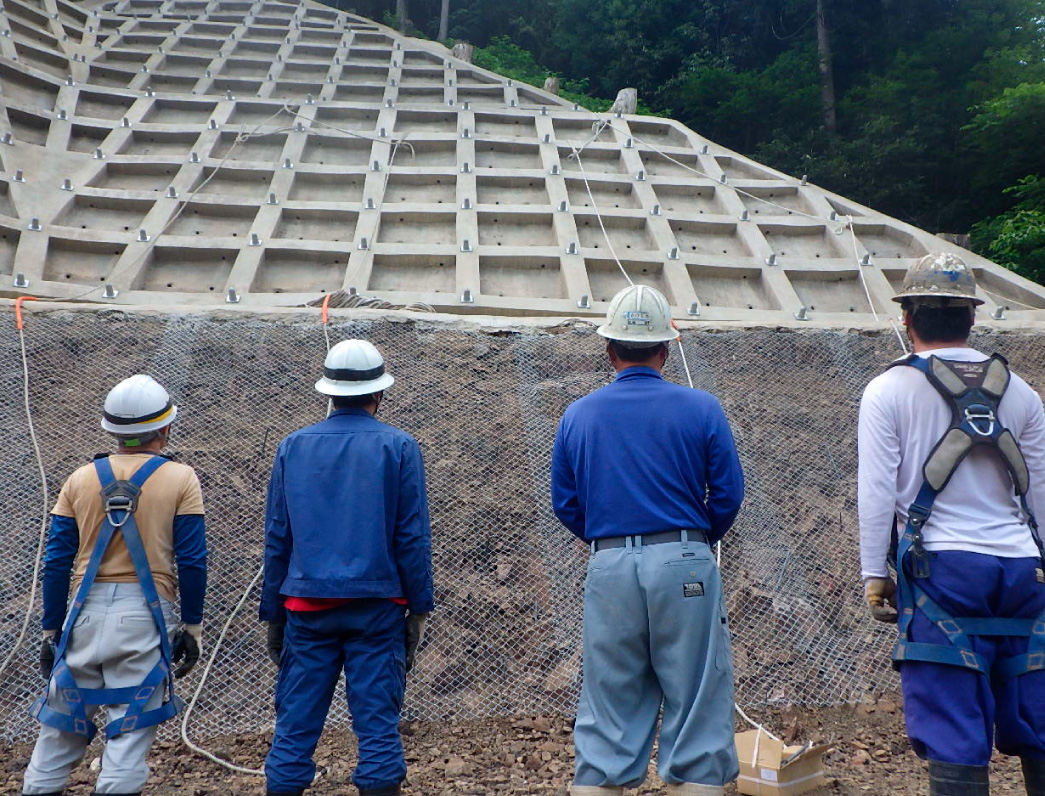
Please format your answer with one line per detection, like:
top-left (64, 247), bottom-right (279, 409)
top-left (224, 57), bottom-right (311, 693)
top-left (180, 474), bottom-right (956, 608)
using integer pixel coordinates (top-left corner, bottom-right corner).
top-left (0, 694), bottom-right (1030, 795)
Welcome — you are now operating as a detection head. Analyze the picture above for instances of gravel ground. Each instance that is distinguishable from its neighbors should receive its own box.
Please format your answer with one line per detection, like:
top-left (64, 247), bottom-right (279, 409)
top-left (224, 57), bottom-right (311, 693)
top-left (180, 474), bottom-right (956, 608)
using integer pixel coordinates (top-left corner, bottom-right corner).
top-left (0, 694), bottom-right (1030, 795)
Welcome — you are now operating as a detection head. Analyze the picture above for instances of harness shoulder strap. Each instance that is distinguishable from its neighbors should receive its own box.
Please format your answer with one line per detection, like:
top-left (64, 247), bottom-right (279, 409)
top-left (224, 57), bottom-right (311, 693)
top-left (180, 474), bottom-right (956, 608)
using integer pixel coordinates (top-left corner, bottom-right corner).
top-left (904, 354), bottom-right (1030, 496)
top-left (32, 455), bottom-right (180, 739)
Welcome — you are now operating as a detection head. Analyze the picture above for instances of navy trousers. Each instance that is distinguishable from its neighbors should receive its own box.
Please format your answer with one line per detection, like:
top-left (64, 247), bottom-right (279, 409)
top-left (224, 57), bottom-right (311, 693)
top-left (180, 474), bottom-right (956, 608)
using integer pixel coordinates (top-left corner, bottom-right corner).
top-left (900, 551), bottom-right (1045, 765)
top-left (265, 600), bottom-right (407, 792)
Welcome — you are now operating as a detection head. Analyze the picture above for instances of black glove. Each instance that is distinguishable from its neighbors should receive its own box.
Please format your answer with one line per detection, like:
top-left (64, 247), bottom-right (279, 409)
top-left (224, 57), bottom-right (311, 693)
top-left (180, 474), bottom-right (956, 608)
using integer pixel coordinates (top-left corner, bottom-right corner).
top-left (171, 627), bottom-right (201, 679)
top-left (40, 633), bottom-right (59, 681)
top-left (266, 622), bottom-right (285, 667)
top-left (404, 614), bottom-right (429, 674)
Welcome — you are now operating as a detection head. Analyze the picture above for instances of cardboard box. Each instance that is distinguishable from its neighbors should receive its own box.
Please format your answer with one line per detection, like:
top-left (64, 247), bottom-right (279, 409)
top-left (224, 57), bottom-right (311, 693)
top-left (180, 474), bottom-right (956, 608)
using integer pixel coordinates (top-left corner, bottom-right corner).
top-left (735, 729), bottom-right (832, 796)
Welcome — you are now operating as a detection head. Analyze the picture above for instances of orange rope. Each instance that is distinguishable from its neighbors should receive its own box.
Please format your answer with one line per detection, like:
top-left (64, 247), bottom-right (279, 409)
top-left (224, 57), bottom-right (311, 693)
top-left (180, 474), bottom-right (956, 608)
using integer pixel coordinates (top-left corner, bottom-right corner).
top-left (14, 296), bottom-right (37, 330)
top-left (321, 293), bottom-right (332, 325)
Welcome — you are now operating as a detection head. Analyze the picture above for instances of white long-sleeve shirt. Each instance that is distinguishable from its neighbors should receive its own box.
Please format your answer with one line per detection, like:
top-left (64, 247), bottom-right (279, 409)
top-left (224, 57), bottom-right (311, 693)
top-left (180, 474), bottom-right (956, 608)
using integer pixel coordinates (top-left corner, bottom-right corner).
top-left (858, 346), bottom-right (1045, 579)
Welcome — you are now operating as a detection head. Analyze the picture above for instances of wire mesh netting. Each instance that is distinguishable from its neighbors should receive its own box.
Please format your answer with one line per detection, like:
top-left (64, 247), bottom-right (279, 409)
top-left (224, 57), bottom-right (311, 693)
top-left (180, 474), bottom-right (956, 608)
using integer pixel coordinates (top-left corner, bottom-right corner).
top-left (1, 307), bottom-right (1042, 742)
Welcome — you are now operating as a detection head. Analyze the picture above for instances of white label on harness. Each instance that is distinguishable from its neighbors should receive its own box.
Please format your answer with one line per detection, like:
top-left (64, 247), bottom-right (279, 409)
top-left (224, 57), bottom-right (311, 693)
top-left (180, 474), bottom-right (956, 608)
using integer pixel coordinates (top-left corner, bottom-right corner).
top-left (1037, 568), bottom-right (1044, 584)
top-left (624, 310), bottom-right (651, 327)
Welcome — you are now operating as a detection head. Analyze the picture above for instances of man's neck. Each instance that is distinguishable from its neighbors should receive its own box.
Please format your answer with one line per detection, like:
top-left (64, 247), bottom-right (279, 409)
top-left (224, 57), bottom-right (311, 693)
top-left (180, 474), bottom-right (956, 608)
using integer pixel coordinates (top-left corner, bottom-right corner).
top-left (116, 442), bottom-right (166, 455)
top-left (911, 339), bottom-right (971, 354)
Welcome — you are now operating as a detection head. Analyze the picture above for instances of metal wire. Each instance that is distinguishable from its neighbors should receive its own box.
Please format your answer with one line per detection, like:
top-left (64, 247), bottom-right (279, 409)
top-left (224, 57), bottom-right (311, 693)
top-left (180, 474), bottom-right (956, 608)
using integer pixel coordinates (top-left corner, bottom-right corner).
top-left (2, 307), bottom-right (1038, 743)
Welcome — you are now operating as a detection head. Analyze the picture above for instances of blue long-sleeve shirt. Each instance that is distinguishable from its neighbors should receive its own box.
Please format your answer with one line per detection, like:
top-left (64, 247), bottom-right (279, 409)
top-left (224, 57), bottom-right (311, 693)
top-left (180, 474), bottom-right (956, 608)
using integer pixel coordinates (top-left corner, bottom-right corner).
top-left (42, 513), bottom-right (207, 630)
top-left (259, 408), bottom-right (434, 624)
top-left (551, 367), bottom-right (744, 544)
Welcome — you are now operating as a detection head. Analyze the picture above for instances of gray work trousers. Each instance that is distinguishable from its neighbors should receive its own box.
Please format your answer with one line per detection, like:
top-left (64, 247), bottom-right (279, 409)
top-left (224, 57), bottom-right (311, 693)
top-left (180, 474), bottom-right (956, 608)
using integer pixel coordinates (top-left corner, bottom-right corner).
top-left (573, 536), bottom-right (739, 788)
top-left (22, 583), bottom-right (177, 795)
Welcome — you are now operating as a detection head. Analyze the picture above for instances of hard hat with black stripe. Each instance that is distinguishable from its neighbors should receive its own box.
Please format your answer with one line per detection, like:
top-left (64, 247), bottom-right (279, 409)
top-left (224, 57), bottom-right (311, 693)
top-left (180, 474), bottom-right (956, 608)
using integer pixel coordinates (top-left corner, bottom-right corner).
top-left (100, 374), bottom-right (178, 436)
top-left (315, 339), bottom-right (395, 396)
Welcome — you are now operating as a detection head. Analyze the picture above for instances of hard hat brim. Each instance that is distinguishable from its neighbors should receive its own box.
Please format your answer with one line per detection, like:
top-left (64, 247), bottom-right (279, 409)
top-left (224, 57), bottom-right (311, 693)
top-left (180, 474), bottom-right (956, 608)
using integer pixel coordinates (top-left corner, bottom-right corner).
top-left (596, 323), bottom-right (679, 343)
top-left (891, 291), bottom-right (984, 306)
top-left (100, 405), bottom-right (178, 435)
top-left (315, 373), bottom-right (394, 396)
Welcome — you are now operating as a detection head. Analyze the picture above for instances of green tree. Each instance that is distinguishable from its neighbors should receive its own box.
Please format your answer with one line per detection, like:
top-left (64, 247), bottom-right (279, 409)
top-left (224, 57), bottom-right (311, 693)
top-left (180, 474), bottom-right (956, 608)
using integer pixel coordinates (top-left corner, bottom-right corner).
top-left (972, 176), bottom-right (1045, 284)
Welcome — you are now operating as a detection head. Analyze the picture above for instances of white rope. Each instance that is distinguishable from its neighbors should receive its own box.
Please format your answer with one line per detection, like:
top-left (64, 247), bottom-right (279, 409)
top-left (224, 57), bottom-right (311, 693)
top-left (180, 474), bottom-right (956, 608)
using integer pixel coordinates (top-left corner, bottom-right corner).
top-left (0, 318), bottom-right (51, 683)
top-left (846, 216), bottom-right (879, 323)
top-left (179, 565), bottom-right (266, 776)
top-left (736, 701), bottom-right (781, 742)
top-left (673, 317), bottom-right (783, 742)
top-left (47, 108), bottom-right (296, 305)
top-left (179, 311), bottom-right (338, 775)
top-left (566, 144), bottom-right (633, 288)
top-left (605, 121), bottom-right (839, 228)
top-left (599, 118), bottom-right (913, 355)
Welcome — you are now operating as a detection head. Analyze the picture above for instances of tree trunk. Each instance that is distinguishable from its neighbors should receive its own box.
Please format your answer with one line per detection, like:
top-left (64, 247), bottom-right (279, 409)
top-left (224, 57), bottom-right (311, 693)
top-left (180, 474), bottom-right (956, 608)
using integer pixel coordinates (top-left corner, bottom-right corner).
top-left (816, 0), bottom-right (837, 137)
top-left (395, 0), bottom-right (409, 32)
top-left (438, 0), bottom-right (449, 41)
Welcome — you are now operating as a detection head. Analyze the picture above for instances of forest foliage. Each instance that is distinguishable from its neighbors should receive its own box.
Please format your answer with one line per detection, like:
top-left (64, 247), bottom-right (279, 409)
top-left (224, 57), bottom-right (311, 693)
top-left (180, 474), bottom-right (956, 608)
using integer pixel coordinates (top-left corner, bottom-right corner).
top-left (336, 0), bottom-right (1045, 283)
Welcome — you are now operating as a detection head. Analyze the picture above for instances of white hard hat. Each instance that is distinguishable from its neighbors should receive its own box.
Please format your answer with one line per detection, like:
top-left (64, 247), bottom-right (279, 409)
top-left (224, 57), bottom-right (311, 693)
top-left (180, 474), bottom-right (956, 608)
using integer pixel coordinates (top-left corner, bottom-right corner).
top-left (101, 374), bottom-right (178, 435)
top-left (315, 339), bottom-right (395, 396)
top-left (893, 252), bottom-right (984, 307)
top-left (596, 284), bottom-right (678, 344)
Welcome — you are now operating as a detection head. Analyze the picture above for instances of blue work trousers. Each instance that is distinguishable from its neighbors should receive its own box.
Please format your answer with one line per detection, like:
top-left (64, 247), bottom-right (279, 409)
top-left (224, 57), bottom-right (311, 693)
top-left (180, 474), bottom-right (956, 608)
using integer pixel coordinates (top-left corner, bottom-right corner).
top-left (265, 600), bottom-right (407, 793)
top-left (574, 536), bottom-right (739, 788)
top-left (900, 551), bottom-right (1045, 765)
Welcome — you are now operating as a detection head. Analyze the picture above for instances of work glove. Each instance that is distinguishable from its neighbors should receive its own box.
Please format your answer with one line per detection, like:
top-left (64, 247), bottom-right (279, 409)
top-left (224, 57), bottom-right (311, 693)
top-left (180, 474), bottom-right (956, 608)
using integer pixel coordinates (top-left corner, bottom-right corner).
top-left (266, 622), bottom-right (285, 667)
top-left (405, 613), bottom-right (429, 673)
top-left (171, 624), bottom-right (202, 678)
top-left (864, 577), bottom-right (898, 623)
top-left (40, 631), bottom-right (59, 681)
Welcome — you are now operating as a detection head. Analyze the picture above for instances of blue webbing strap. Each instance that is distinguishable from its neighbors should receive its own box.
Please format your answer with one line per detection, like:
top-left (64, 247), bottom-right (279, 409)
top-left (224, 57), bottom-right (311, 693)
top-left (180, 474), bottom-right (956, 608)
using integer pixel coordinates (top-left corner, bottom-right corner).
top-left (30, 456), bottom-right (181, 739)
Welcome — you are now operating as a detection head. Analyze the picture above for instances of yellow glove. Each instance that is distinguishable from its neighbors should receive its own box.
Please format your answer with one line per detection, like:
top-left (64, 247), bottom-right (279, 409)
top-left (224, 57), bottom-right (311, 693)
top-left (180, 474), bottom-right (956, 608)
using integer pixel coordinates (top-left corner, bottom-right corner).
top-left (864, 577), bottom-right (898, 623)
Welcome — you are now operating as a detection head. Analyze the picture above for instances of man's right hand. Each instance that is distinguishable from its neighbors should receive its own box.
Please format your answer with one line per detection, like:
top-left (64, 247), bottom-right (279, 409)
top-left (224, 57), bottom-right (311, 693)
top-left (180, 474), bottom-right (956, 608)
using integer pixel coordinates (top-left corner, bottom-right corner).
top-left (266, 622), bottom-right (285, 667)
top-left (864, 577), bottom-right (898, 623)
top-left (40, 632), bottom-right (59, 681)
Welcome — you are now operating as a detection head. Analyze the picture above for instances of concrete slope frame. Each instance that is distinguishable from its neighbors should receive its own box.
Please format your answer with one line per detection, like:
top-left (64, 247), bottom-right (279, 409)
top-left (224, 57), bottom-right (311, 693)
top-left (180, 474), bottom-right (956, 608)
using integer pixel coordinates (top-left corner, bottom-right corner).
top-left (2, 0), bottom-right (1045, 327)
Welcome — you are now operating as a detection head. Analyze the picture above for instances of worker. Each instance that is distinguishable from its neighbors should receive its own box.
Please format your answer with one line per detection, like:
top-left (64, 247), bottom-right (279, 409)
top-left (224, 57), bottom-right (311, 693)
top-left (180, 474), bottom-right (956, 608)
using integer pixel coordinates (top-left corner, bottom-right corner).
top-left (260, 339), bottom-right (433, 796)
top-left (22, 374), bottom-right (207, 796)
top-left (858, 253), bottom-right (1045, 796)
top-left (551, 284), bottom-right (745, 796)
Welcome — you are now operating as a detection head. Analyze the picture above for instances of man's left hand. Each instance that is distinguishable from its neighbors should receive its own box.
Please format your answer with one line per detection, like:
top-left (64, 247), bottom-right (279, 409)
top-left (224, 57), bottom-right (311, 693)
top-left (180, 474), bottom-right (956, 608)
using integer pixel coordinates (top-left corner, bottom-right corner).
top-left (405, 613), bottom-right (429, 673)
top-left (171, 624), bottom-right (202, 678)
top-left (39, 632), bottom-right (59, 681)
top-left (864, 577), bottom-right (898, 623)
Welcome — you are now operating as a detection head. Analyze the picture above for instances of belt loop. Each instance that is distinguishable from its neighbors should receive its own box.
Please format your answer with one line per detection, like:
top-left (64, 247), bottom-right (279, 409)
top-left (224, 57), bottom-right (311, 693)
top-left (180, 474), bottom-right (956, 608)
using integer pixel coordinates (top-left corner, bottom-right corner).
top-left (635, 534), bottom-right (643, 554)
top-left (681, 529), bottom-right (689, 549)
top-left (590, 540), bottom-right (596, 554)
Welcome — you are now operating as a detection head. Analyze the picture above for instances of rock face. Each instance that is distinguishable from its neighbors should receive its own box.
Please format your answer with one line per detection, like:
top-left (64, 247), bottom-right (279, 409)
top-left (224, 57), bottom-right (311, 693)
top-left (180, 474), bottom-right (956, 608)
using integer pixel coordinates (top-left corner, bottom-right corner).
top-left (2, 0), bottom-right (1043, 323)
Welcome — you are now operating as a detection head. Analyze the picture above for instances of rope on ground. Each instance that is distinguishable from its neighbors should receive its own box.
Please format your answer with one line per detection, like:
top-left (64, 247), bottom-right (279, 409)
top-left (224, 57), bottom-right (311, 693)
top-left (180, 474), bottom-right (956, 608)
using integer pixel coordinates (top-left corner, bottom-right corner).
top-left (179, 296), bottom-right (341, 774)
top-left (179, 565), bottom-right (266, 776)
top-left (0, 298), bottom-right (50, 685)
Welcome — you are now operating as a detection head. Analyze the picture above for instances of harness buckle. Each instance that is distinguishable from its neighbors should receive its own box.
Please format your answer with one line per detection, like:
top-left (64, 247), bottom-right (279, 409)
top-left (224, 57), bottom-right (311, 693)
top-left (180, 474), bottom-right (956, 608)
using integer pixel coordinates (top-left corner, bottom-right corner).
top-left (964, 404), bottom-right (997, 437)
top-left (100, 481), bottom-right (142, 528)
top-left (908, 504), bottom-right (931, 527)
top-left (909, 530), bottom-right (932, 579)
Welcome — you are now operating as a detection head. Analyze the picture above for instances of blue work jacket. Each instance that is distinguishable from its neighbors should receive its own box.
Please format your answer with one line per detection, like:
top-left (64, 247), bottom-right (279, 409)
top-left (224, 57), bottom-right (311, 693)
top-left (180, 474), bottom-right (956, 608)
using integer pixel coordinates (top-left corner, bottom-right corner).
top-left (551, 367), bottom-right (744, 544)
top-left (260, 408), bottom-right (434, 623)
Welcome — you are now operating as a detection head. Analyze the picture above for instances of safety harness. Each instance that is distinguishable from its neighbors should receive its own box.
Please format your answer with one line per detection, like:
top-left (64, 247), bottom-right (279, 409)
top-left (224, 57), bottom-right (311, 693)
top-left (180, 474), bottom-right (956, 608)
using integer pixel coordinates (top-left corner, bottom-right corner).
top-left (892, 353), bottom-right (1045, 679)
top-left (30, 455), bottom-right (183, 739)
